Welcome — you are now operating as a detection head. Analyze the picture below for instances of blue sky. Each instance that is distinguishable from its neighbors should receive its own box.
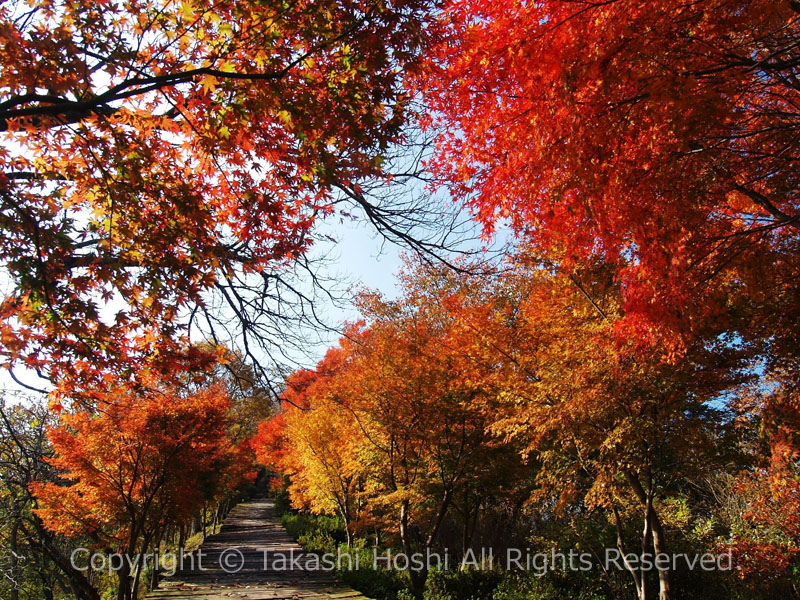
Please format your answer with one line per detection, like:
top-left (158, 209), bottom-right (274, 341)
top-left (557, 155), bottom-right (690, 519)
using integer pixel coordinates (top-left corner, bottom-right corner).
top-left (317, 214), bottom-right (404, 307)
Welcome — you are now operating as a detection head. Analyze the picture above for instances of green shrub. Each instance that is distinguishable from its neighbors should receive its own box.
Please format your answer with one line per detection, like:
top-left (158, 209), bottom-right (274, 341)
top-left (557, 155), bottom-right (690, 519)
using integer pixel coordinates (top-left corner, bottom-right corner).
top-left (491, 573), bottom-right (605, 600)
top-left (423, 568), bottom-right (503, 600)
top-left (342, 565), bottom-right (410, 600)
top-left (273, 486), bottom-right (293, 517)
top-left (280, 512), bottom-right (345, 553)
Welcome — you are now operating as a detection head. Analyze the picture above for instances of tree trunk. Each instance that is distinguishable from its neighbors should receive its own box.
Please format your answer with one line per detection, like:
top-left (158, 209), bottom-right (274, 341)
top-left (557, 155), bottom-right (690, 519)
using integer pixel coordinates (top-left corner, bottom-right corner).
top-left (624, 470), bottom-right (672, 600)
top-left (344, 521), bottom-right (352, 547)
top-left (399, 499), bottom-right (426, 598)
top-left (337, 492), bottom-right (353, 547)
top-left (24, 519), bottom-right (101, 600)
top-left (10, 516), bottom-right (20, 600)
top-left (613, 505), bottom-right (646, 600)
top-left (425, 488), bottom-right (452, 549)
top-left (131, 533), bottom-right (151, 600)
top-left (650, 510), bottom-right (672, 600)
top-left (35, 553), bottom-right (56, 600)
top-left (340, 505), bottom-right (352, 548)
top-left (150, 539), bottom-right (161, 591)
top-left (131, 559), bottom-right (143, 600)
top-left (116, 559), bottom-right (131, 600)
top-left (461, 508), bottom-right (471, 558)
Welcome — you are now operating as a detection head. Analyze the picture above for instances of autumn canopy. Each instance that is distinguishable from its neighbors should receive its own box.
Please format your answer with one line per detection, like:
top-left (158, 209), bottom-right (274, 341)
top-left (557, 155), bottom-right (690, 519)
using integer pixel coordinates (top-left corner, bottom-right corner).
top-left (1, 2), bottom-right (800, 600)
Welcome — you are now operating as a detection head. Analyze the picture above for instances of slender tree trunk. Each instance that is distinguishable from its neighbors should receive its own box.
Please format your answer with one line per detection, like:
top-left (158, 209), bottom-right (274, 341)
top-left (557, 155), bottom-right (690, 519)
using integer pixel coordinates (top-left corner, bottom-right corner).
top-left (399, 499), bottom-right (426, 598)
top-left (344, 521), bottom-right (352, 547)
top-left (424, 489), bottom-right (452, 549)
top-left (36, 553), bottom-right (55, 600)
top-left (132, 559), bottom-right (143, 600)
top-left (150, 539), bottom-right (161, 591)
top-left (461, 506), bottom-right (471, 558)
top-left (24, 519), bottom-right (101, 600)
top-left (650, 510), bottom-right (672, 600)
top-left (640, 494), bottom-right (653, 600)
top-left (399, 499), bottom-right (411, 556)
top-left (178, 524), bottom-right (186, 555)
top-left (337, 492), bottom-right (353, 547)
top-left (624, 470), bottom-right (672, 600)
top-left (613, 505), bottom-right (646, 600)
top-left (116, 559), bottom-right (131, 600)
top-left (132, 531), bottom-right (153, 600)
top-left (344, 493), bottom-right (352, 547)
top-left (339, 504), bottom-right (352, 547)
top-left (10, 516), bottom-right (19, 600)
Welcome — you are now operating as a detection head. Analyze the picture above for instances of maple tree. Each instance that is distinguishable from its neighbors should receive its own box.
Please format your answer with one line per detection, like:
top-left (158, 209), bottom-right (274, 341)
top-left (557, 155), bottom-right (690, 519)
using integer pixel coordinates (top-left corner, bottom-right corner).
top-left (255, 259), bottom-right (531, 595)
top-left (416, 5), bottom-right (800, 593)
top-left (457, 254), bottom-right (751, 600)
top-left (343, 281), bottom-right (532, 593)
top-left (418, 0), bottom-right (800, 356)
top-left (275, 349), bottom-right (367, 545)
top-left (210, 347), bottom-right (274, 443)
top-left (252, 411), bottom-right (289, 473)
top-left (0, 397), bottom-right (103, 600)
top-left (726, 372), bottom-right (800, 582)
top-left (5, 1), bottom-right (798, 597)
top-left (33, 381), bottom-right (250, 600)
top-left (0, 0), bottom-right (441, 396)
top-left (257, 255), bottom-right (766, 599)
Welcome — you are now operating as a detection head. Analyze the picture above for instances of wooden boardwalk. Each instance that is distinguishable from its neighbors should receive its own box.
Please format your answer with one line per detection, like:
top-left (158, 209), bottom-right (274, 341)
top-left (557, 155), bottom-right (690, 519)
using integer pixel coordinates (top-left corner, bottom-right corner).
top-left (148, 499), bottom-right (371, 600)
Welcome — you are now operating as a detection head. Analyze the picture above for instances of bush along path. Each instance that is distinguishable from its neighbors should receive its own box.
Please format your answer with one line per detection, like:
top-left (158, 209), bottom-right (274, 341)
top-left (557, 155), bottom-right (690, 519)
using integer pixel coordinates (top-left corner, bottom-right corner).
top-left (147, 498), bottom-right (371, 600)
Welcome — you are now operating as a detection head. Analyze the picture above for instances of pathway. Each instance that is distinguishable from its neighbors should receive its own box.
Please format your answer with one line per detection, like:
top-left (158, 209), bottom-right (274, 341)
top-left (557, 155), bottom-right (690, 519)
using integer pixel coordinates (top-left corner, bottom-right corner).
top-left (147, 499), bottom-right (371, 600)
